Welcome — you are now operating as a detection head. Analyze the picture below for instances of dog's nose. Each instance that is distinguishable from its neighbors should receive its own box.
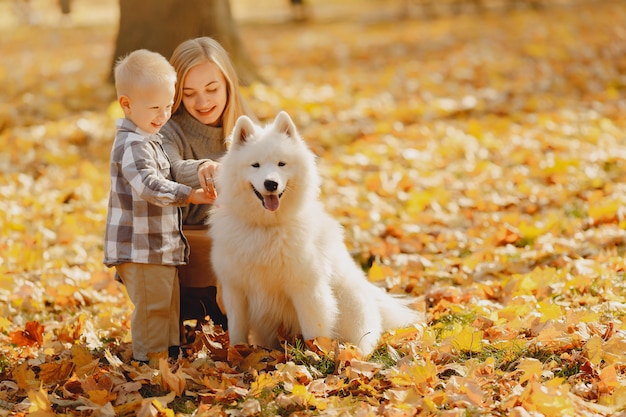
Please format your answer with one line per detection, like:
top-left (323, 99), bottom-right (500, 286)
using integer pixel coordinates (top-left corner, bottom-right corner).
top-left (264, 180), bottom-right (278, 192)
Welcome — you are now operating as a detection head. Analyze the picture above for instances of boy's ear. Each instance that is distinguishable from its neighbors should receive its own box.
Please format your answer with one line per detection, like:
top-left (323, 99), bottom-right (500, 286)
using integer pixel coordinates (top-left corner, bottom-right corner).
top-left (118, 95), bottom-right (131, 113)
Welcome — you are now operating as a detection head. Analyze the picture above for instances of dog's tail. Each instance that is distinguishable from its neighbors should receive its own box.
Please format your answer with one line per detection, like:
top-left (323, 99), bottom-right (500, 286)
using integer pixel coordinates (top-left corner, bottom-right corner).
top-left (375, 288), bottom-right (425, 332)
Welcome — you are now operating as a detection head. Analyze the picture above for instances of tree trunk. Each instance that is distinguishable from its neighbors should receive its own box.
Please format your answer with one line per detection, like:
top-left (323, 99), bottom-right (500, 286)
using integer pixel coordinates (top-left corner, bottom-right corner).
top-left (110, 0), bottom-right (260, 85)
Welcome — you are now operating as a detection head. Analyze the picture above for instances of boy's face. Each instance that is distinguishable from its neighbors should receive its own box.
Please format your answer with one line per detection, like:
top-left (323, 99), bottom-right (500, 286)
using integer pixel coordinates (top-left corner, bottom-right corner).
top-left (119, 83), bottom-right (175, 134)
top-left (181, 61), bottom-right (228, 127)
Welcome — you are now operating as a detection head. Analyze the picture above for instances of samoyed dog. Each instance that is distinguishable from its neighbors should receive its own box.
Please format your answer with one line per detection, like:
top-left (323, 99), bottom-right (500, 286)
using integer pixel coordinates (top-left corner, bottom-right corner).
top-left (209, 111), bottom-right (421, 355)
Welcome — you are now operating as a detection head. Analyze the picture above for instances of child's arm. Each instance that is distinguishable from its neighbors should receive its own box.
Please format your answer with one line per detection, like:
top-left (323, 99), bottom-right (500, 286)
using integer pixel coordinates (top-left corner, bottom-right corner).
top-left (122, 140), bottom-right (194, 207)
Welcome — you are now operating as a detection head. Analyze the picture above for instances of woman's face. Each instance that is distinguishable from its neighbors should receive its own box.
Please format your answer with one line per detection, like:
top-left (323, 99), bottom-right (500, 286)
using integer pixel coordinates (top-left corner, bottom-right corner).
top-left (181, 60), bottom-right (228, 126)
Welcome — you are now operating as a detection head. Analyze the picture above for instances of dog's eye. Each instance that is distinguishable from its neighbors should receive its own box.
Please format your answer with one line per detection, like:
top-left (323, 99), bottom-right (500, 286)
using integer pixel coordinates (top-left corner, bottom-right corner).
top-left (251, 163), bottom-right (260, 168)
top-left (278, 162), bottom-right (286, 167)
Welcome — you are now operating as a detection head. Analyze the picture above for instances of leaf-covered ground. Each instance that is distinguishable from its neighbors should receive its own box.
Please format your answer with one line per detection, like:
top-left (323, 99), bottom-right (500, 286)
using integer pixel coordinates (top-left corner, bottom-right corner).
top-left (1, 0), bottom-right (626, 415)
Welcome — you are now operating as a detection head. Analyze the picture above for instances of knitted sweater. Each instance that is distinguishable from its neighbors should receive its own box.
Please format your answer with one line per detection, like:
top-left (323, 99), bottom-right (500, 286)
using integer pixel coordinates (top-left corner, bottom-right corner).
top-left (161, 108), bottom-right (227, 226)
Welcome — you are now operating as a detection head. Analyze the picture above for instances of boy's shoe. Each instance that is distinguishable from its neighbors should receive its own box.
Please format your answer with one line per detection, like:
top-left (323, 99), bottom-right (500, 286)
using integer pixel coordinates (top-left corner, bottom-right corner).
top-left (168, 345), bottom-right (187, 360)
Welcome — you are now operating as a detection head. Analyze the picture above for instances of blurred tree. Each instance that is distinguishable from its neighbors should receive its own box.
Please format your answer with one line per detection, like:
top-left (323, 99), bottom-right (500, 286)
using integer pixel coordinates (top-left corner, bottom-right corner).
top-left (111, 0), bottom-right (260, 84)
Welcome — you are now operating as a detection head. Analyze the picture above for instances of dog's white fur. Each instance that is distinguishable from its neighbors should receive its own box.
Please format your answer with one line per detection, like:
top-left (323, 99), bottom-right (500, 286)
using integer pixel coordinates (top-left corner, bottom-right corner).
top-left (209, 111), bottom-right (421, 355)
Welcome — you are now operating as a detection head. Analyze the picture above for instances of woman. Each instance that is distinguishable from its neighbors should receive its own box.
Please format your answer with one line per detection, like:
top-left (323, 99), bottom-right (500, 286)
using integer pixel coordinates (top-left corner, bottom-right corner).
top-left (160, 37), bottom-right (256, 336)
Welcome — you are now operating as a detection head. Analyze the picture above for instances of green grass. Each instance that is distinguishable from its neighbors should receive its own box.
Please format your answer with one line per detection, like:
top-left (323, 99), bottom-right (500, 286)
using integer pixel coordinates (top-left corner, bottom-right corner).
top-left (0, 353), bottom-right (9, 374)
top-left (286, 338), bottom-right (336, 376)
top-left (431, 311), bottom-right (476, 339)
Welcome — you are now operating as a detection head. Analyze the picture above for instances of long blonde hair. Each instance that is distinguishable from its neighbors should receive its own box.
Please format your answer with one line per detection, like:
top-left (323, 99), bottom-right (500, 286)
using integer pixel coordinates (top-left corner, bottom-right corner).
top-left (169, 37), bottom-right (253, 137)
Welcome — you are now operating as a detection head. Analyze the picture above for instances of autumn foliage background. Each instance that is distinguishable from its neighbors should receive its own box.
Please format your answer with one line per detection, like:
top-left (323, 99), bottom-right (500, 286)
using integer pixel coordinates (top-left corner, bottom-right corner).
top-left (1, 0), bottom-right (626, 415)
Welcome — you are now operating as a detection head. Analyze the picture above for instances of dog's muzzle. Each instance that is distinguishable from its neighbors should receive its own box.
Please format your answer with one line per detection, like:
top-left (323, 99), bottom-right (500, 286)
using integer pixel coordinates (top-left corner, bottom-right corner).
top-left (253, 180), bottom-right (283, 212)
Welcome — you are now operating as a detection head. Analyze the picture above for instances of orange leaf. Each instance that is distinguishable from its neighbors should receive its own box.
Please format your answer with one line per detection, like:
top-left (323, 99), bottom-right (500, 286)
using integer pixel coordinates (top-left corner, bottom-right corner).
top-left (39, 361), bottom-right (74, 384)
top-left (72, 344), bottom-right (99, 377)
top-left (336, 344), bottom-right (362, 363)
top-left (159, 358), bottom-right (186, 396)
top-left (598, 365), bottom-right (618, 395)
top-left (82, 372), bottom-right (114, 394)
top-left (86, 388), bottom-right (117, 406)
top-left (10, 320), bottom-right (44, 347)
top-left (13, 362), bottom-right (38, 391)
top-left (494, 225), bottom-right (520, 245)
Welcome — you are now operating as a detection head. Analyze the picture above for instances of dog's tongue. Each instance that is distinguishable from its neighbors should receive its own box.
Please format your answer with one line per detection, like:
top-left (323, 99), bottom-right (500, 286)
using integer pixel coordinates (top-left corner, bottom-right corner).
top-left (263, 195), bottom-right (280, 211)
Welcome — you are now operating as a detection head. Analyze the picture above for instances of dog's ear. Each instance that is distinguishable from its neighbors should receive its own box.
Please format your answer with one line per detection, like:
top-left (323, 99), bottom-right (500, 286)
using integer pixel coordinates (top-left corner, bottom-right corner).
top-left (230, 115), bottom-right (256, 148)
top-left (273, 111), bottom-right (299, 139)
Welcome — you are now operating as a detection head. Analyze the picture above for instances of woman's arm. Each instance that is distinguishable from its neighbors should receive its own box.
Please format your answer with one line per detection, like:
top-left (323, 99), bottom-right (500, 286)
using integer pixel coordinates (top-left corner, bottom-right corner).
top-left (160, 122), bottom-right (209, 188)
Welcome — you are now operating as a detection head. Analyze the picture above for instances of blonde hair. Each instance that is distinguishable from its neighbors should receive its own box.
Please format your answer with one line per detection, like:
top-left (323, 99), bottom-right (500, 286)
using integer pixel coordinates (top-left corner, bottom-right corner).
top-left (169, 37), bottom-right (252, 137)
top-left (114, 49), bottom-right (176, 98)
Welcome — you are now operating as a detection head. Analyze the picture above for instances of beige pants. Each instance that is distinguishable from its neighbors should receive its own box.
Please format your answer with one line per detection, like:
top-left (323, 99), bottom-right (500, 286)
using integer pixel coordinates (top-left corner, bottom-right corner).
top-left (179, 226), bottom-right (218, 288)
top-left (116, 263), bottom-right (180, 361)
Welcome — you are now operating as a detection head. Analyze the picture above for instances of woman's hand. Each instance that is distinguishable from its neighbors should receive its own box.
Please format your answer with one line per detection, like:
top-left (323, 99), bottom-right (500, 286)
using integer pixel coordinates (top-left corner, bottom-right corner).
top-left (198, 160), bottom-right (219, 199)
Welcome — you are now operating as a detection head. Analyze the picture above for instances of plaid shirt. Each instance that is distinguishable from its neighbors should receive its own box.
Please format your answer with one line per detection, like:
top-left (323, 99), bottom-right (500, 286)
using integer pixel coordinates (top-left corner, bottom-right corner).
top-left (104, 118), bottom-right (191, 267)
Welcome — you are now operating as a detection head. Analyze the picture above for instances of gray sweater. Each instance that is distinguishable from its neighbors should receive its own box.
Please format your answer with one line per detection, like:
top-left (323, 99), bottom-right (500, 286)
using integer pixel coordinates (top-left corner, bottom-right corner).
top-left (161, 108), bottom-right (227, 226)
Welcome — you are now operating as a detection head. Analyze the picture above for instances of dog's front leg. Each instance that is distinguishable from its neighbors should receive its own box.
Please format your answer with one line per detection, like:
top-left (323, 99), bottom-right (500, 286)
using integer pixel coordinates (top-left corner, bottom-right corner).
top-left (292, 283), bottom-right (338, 341)
top-left (221, 285), bottom-right (249, 345)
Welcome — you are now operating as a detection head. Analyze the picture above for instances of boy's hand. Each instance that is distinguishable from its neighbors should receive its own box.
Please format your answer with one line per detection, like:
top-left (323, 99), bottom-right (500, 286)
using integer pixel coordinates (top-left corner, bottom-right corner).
top-left (187, 188), bottom-right (217, 205)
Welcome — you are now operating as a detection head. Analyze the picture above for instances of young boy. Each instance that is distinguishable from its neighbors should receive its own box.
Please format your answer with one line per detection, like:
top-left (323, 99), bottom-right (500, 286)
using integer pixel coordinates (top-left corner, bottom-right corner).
top-left (104, 49), bottom-right (215, 363)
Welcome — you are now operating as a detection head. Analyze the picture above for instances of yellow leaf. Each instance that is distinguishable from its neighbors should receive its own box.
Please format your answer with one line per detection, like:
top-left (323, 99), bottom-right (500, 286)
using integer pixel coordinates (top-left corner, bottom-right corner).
top-left (452, 325), bottom-right (483, 353)
top-left (602, 333), bottom-right (626, 365)
top-left (535, 322), bottom-right (566, 345)
top-left (405, 359), bottom-right (438, 386)
top-left (586, 335), bottom-right (604, 365)
top-left (380, 326), bottom-right (422, 346)
top-left (72, 344), bottom-right (94, 367)
top-left (249, 372), bottom-right (278, 396)
top-left (537, 301), bottom-right (562, 323)
top-left (421, 393), bottom-right (442, 412)
top-left (291, 384), bottom-right (310, 397)
top-left (518, 358), bottom-right (542, 384)
top-left (588, 199), bottom-right (620, 225)
top-left (367, 262), bottom-right (386, 282)
top-left (529, 380), bottom-right (575, 416)
top-left (148, 397), bottom-right (176, 417)
top-left (27, 386), bottom-right (55, 417)
top-left (72, 344), bottom-right (99, 377)
top-left (291, 384), bottom-right (327, 410)
top-left (599, 384), bottom-right (626, 409)
top-left (406, 189), bottom-right (434, 215)
top-left (0, 316), bottom-right (11, 332)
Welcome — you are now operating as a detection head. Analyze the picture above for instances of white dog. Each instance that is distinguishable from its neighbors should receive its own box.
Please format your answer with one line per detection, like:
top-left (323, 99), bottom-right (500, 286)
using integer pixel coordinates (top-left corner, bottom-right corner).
top-left (209, 111), bottom-right (421, 355)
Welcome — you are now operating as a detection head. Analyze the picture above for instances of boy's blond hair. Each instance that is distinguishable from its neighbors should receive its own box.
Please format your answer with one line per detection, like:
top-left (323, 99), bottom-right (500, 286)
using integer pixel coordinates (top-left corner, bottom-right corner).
top-left (114, 49), bottom-right (177, 98)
